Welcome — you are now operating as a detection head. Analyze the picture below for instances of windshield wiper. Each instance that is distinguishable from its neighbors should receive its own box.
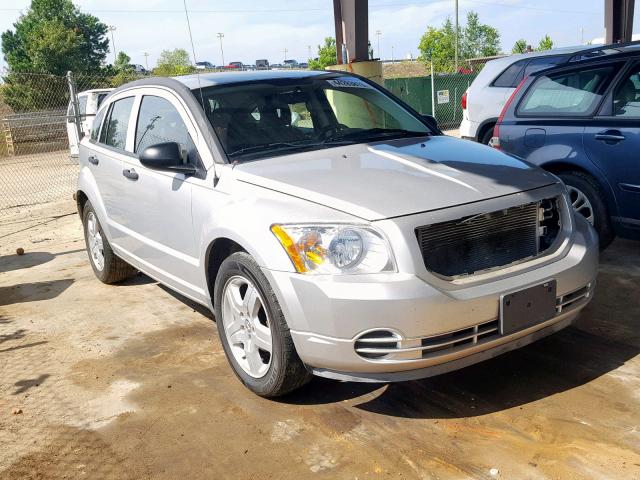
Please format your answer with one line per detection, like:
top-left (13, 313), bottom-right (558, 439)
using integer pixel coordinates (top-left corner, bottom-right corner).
top-left (323, 128), bottom-right (429, 144)
top-left (227, 139), bottom-right (354, 159)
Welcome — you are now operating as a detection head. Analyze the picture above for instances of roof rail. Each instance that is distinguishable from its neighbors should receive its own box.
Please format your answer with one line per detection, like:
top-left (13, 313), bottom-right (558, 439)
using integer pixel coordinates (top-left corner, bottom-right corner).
top-left (562, 40), bottom-right (640, 64)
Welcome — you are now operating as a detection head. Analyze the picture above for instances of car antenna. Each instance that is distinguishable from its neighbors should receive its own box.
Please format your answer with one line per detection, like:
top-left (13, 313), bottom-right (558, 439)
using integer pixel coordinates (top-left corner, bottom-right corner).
top-left (183, 0), bottom-right (205, 111)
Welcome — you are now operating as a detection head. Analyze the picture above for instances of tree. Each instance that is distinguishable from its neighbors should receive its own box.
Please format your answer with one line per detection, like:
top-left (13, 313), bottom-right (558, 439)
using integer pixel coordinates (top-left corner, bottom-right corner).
top-left (418, 11), bottom-right (500, 72)
top-left (512, 39), bottom-right (528, 54)
top-left (1, 0), bottom-right (109, 111)
top-left (153, 48), bottom-right (193, 76)
top-left (538, 35), bottom-right (553, 51)
top-left (114, 51), bottom-right (131, 71)
top-left (1, 0), bottom-right (108, 75)
top-left (462, 12), bottom-right (500, 59)
top-left (418, 17), bottom-right (456, 72)
top-left (308, 37), bottom-right (337, 71)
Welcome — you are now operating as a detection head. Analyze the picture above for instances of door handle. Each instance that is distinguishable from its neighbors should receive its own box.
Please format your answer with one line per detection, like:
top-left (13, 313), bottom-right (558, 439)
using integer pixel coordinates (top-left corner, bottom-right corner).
top-left (122, 168), bottom-right (139, 180)
top-left (595, 130), bottom-right (625, 142)
top-left (87, 155), bottom-right (99, 165)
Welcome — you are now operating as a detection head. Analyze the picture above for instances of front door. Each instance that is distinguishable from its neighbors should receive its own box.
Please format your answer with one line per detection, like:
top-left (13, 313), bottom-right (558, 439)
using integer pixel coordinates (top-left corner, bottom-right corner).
top-left (117, 92), bottom-right (203, 301)
top-left (584, 62), bottom-right (640, 225)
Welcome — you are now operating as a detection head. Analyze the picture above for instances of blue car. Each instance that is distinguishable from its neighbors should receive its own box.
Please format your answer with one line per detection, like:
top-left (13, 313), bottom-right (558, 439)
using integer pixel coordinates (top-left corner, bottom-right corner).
top-left (492, 42), bottom-right (640, 248)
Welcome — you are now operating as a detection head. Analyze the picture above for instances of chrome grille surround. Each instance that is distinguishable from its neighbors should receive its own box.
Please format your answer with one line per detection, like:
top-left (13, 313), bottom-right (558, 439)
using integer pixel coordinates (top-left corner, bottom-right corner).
top-left (415, 197), bottom-right (562, 279)
top-left (354, 282), bottom-right (593, 362)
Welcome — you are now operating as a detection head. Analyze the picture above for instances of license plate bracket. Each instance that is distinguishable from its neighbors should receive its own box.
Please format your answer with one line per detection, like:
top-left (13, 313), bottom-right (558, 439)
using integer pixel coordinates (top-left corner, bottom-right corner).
top-left (500, 280), bottom-right (557, 335)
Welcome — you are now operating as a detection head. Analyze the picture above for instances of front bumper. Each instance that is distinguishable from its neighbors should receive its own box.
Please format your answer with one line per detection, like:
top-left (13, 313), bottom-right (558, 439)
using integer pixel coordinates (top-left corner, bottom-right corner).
top-left (261, 214), bottom-right (598, 380)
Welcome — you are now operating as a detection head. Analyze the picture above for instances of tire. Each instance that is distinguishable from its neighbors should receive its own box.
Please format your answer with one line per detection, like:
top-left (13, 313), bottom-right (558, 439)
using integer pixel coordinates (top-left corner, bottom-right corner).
top-left (214, 252), bottom-right (311, 397)
top-left (82, 201), bottom-right (137, 283)
top-left (480, 125), bottom-right (494, 145)
top-left (557, 171), bottom-right (614, 250)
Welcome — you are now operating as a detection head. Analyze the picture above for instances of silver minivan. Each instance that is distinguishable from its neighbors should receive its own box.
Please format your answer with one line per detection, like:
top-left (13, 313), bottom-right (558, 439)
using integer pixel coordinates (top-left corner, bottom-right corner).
top-left (77, 71), bottom-right (598, 396)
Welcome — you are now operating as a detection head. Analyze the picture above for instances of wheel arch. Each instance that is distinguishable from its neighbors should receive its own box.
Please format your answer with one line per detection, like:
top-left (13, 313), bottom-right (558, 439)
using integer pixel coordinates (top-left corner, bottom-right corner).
top-left (477, 117), bottom-right (498, 143)
top-left (540, 160), bottom-right (619, 216)
top-left (204, 237), bottom-right (248, 307)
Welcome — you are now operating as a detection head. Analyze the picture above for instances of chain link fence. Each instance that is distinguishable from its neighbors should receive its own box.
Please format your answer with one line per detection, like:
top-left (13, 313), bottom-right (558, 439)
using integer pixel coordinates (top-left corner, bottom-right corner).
top-left (0, 63), bottom-right (488, 217)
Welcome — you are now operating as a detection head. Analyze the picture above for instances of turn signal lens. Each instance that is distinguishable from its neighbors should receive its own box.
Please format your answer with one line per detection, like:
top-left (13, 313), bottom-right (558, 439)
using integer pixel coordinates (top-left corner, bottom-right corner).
top-left (270, 224), bottom-right (395, 275)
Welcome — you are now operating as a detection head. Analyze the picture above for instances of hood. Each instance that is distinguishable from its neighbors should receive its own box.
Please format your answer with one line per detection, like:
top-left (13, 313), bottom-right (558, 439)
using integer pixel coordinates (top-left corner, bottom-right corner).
top-left (233, 136), bottom-right (557, 221)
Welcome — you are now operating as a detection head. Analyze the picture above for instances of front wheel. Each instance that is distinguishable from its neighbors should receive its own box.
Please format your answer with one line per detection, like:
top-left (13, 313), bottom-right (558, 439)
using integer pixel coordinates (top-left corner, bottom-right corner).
top-left (214, 252), bottom-right (311, 397)
top-left (557, 171), bottom-right (614, 249)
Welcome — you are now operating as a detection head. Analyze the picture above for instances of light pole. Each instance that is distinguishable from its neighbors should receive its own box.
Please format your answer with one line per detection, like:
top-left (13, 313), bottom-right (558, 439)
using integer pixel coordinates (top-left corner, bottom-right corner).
top-left (283, 48), bottom-right (288, 61)
top-left (217, 32), bottom-right (225, 66)
top-left (144, 52), bottom-right (149, 70)
top-left (454, 0), bottom-right (459, 72)
top-left (108, 25), bottom-right (117, 63)
top-left (391, 45), bottom-right (394, 62)
top-left (375, 30), bottom-right (381, 60)
top-left (307, 45), bottom-right (312, 60)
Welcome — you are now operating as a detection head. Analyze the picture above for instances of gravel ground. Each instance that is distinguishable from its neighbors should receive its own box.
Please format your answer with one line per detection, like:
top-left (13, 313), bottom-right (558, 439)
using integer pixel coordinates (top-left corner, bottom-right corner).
top-left (1, 197), bottom-right (639, 479)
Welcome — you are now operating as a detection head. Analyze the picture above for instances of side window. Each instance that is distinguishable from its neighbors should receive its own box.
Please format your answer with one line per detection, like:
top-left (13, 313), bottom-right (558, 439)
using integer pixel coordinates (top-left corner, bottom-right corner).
top-left (522, 56), bottom-right (565, 77)
top-left (289, 102), bottom-right (314, 130)
top-left (325, 89), bottom-right (404, 130)
top-left (96, 93), bottom-right (108, 108)
top-left (613, 65), bottom-right (640, 117)
top-left (78, 96), bottom-right (88, 116)
top-left (492, 59), bottom-right (528, 87)
top-left (90, 107), bottom-right (106, 141)
top-left (518, 66), bottom-right (614, 116)
top-left (99, 97), bottom-right (134, 149)
top-left (135, 95), bottom-right (197, 164)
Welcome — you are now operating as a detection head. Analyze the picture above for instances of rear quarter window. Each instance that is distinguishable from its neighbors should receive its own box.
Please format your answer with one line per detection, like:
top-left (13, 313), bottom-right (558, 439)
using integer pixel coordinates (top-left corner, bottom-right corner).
top-left (517, 66), bottom-right (614, 116)
top-left (492, 59), bottom-right (528, 87)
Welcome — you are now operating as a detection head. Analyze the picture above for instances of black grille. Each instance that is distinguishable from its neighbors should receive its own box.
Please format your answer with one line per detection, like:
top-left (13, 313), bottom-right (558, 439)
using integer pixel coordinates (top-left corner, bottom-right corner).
top-left (416, 199), bottom-right (561, 278)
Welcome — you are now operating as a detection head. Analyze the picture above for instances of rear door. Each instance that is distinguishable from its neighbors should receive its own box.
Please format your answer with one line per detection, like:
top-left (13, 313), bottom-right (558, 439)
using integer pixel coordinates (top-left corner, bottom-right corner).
top-left (584, 61), bottom-right (640, 225)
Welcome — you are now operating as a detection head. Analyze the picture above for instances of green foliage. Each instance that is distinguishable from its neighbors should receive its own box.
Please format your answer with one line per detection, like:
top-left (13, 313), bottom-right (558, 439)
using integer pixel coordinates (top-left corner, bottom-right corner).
top-left (418, 11), bottom-right (501, 72)
top-left (512, 39), bottom-right (528, 54)
top-left (152, 48), bottom-right (194, 76)
top-left (114, 51), bottom-right (132, 71)
top-left (1, 0), bottom-right (108, 75)
top-left (538, 35), bottom-right (553, 51)
top-left (308, 37), bottom-right (337, 70)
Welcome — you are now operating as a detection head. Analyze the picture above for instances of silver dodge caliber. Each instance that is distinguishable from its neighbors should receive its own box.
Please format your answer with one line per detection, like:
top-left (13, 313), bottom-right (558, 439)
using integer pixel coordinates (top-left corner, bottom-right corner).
top-left (77, 70), bottom-right (598, 396)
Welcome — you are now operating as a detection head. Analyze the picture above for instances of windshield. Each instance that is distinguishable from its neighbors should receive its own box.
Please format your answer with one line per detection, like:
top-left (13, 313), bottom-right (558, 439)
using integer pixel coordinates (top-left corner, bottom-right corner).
top-left (196, 75), bottom-right (431, 161)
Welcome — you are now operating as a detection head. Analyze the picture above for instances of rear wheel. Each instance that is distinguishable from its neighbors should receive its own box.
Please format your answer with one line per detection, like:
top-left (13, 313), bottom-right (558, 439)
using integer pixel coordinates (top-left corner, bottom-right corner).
top-left (82, 201), bottom-right (136, 283)
top-left (557, 171), bottom-right (614, 249)
top-left (214, 252), bottom-right (311, 397)
top-left (480, 125), bottom-right (494, 145)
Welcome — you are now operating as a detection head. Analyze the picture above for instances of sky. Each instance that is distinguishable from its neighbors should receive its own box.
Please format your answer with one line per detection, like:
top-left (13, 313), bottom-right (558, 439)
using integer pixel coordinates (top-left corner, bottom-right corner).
top-left (0, 0), bottom-right (638, 69)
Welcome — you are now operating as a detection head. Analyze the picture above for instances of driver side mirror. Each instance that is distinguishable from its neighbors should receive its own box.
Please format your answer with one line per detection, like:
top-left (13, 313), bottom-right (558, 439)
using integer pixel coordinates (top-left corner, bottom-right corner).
top-left (422, 114), bottom-right (439, 131)
top-left (139, 142), bottom-right (197, 175)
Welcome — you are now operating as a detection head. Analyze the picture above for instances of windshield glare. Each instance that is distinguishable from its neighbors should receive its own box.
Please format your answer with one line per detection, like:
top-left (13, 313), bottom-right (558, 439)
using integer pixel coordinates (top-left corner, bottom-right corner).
top-left (196, 75), bottom-right (430, 161)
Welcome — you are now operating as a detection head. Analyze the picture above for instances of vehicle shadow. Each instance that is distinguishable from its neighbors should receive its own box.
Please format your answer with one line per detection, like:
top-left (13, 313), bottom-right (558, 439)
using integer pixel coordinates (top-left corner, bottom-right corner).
top-left (0, 252), bottom-right (55, 274)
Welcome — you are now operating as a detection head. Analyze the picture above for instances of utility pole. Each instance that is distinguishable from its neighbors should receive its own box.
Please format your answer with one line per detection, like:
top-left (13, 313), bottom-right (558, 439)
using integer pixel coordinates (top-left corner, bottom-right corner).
top-left (108, 25), bottom-right (117, 63)
top-left (217, 32), bottom-right (225, 66)
top-left (391, 45), bottom-right (394, 62)
top-left (308, 45), bottom-right (312, 60)
top-left (454, 0), bottom-right (459, 72)
top-left (283, 48), bottom-right (288, 61)
top-left (375, 30), bottom-right (381, 60)
top-left (144, 52), bottom-right (149, 70)
top-left (580, 27), bottom-right (584, 44)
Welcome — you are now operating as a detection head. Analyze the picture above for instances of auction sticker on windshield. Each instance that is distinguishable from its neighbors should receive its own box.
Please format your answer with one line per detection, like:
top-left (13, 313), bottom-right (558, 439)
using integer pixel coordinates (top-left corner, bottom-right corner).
top-left (326, 78), bottom-right (373, 89)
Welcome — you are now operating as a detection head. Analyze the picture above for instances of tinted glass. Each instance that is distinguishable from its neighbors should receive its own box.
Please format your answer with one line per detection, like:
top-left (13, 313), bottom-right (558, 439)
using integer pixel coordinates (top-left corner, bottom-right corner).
top-left (202, 75), bottom-right (429, 161)
top-left (100, 97), bottom-right (134, 149)
top-left (493, 59), bottom-right (528, 87)
top-left (135, 95), bottom-right (197, 164)
top-left (522, 56), bottom-right (565, 77)
top-left (518, 66), bottom-right (613, 116)
top-left (97, 93), bottom-right (108, 108)
top-left (614, 65), bottom-right (640, 116)
top-left (91, 107), bottom-right (106, 141)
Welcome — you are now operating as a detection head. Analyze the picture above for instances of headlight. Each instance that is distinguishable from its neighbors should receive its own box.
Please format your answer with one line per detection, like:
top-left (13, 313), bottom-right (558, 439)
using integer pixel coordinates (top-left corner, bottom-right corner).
top-left (271, 224), bottom-right (396, 274)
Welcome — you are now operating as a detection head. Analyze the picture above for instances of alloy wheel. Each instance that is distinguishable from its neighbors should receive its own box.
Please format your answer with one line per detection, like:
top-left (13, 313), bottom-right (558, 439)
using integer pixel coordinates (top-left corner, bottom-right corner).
top-left (221, 275), bottom-right (273, 378)
top-left (86, 212), bottom-right (105, 271)
top-left (566, 185), bottom-right (595, 225)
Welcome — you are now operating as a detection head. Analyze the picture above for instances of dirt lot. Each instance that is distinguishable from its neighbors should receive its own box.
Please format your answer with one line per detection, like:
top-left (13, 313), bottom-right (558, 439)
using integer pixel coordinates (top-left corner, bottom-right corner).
top-left (1, 195), bottom-right (640, 479)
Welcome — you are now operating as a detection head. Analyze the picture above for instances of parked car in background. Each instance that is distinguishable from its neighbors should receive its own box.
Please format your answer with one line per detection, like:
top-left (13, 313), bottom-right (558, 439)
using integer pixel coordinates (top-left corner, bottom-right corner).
top-left (67, 88), bottom-right (113, 158)
top-left (129, 64), bottom-right (147, 74)
top-left (195, 61), bottom-right (216, 70)
top-left (225, 62), bottom-right (243, 69)
top-left (255, 59), bottom-right (269, 69)
top-left (77, 70), bottom-right (597, 397)
top-left (283, 59), bottom-right (299, 68)
top-left (492, 42), bottom-right (640, 248)
top-left (298, 62), bottom-right (309, 69)
top-left (460, 46), bottom-right (593, 144)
